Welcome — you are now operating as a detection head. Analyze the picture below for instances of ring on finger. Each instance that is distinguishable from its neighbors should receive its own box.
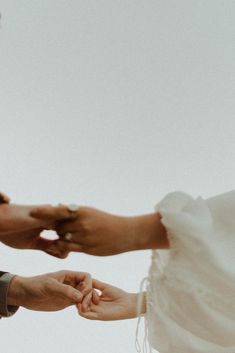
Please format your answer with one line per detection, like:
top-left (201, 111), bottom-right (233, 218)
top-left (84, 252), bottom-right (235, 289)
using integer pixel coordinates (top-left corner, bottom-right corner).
top-left (61, 232), bottom-right (73, 242)
top-left (67, 204), bottom-right (80, 218)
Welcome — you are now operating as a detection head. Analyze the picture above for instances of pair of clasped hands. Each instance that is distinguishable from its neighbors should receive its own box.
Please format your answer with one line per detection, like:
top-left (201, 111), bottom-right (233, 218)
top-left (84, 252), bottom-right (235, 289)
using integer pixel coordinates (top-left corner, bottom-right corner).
top-left (0, 191), bottom-right (167, 320)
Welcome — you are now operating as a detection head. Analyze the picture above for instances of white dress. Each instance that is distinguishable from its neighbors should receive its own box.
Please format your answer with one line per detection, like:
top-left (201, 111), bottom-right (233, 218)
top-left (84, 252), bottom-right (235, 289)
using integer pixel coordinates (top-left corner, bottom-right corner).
top-left (146, 191), bottom-right (235, 353)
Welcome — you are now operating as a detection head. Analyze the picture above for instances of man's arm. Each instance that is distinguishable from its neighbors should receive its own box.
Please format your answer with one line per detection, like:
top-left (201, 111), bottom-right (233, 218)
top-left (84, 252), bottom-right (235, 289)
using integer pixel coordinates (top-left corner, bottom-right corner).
top-left (1, 270), bottom-right (93, 316)
top-left (0, 271), bottom-right (18, 318)
top-left (0, 203), bottom-right (72, 258)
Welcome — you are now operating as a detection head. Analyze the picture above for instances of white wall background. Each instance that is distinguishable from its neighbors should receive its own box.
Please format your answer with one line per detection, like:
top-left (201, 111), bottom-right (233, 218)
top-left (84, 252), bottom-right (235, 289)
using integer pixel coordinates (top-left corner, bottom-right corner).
top-left (0, 1), bottom-right (234, 352)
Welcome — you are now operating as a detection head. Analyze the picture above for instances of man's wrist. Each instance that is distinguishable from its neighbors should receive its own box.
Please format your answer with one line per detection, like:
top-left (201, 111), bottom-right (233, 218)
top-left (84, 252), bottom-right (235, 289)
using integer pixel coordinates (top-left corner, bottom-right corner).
top-left (0, 273), bottom-right (19, 317)
top-left (7, 275), bottom-right (25, 307)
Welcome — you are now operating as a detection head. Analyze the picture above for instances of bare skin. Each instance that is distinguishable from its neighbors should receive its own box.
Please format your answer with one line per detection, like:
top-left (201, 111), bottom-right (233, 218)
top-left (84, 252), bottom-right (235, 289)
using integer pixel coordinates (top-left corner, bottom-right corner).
top-left (0, 192), bottom-right (10, 204)
top-left (0, 195), bottom-right (73, 258)
top-left (30, 205), bottom-right (169, 256)
top-left (0, 191), bottom-right (168, 257)
top-left (78, 279), bottom-right (146, 321)
top-left (28, 205), bottom-right (165, 320)
top-left (0, 194), bottom-right (152, 320)
top-left (7, 270), bottom-right (93, 312)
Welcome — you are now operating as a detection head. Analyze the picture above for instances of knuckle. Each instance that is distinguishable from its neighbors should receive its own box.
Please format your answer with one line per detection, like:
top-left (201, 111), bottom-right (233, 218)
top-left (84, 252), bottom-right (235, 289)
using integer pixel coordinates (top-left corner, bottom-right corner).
top-left (77, 207), bottom-right (88, 219)
top-left (44, 278), bottom-right (53, 290)
top-left (75, 244), bottom-right (84, 252)
top-left (58, 270), bottom-right (67, 276)
top-left (60, 251), bottom-right (69, 259)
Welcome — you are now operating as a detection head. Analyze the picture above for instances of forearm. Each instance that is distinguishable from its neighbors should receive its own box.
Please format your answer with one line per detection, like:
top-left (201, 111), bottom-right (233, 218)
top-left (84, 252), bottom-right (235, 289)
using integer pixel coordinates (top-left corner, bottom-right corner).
top-left (0, 272), bottom-right (19, 318)
top-left (7, 275), bottom-right (25, 307)
top-left (133, 292), bottom-right (147, 317)
top-left (126, 212), bottom-right (169, 251)
top-left (121, 292), bottom-right (147, 320)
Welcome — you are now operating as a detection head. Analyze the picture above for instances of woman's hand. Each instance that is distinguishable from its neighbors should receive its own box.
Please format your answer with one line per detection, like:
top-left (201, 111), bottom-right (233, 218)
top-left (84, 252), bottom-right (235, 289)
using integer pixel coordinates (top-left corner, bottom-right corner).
top-left (30, 205), bottom-right (168, 256)
top-left (78, 279), bottom-right (146, 321)
top-left (7, 270), bottom-right (93, 312)
top-left (31, 206), bottom-right (137, 256)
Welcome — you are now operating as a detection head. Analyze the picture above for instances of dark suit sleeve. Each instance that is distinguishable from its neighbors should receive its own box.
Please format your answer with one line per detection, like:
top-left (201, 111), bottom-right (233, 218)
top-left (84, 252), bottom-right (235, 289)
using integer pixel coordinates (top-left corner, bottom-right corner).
top-left (0, 272), bottom-right (19, 318)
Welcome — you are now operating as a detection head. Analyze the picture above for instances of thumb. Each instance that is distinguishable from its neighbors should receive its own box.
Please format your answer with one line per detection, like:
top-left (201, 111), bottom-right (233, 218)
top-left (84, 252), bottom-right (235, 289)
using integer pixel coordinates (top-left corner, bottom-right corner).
top-left (92, 279), bottom-right (107, 291)
top-left (0, 192), bottom-right (10, 204)
top-left (51, 281), bottom-right (83, 303)
top-left (30, 205), bottom-right (72, 222)
top-left (36, 238), bottom-right (70, 259)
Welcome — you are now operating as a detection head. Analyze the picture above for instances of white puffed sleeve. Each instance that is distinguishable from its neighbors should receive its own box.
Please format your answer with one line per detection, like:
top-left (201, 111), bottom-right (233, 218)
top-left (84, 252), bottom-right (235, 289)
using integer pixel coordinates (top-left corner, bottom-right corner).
top-left (146, 191), bottom-right (235, 353)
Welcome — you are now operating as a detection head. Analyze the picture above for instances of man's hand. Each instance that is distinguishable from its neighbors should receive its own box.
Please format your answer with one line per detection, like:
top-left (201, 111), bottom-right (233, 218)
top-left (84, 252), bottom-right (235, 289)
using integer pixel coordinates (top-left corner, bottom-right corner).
top-left (78, 279), bottom-right (146, 321)
top-left (7, 271), bottom-right (93, 312)
top-left (30, 205), bottom-right (168, 256)
top-left (0, 203), bottom-right (74, 258)
top-left (0, 191), bottom-right (10, 204)
top-left (0, 204), bottom-right (53, 234)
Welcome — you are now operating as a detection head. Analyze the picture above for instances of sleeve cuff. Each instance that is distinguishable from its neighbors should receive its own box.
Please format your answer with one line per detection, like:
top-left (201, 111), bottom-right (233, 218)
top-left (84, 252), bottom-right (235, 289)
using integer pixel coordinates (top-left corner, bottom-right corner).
top-left (0, 273), bottom-right (19, 318)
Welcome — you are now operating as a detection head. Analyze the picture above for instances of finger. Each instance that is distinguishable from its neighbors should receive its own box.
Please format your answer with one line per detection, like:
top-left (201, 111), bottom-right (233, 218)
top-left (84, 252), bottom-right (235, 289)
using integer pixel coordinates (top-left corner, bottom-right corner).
top-left (63, 272), bottom-right (93, 311)
top-left (0, 192), bottom-right (10, 204)
top-left (0, 204), bottom-right (54, 233)
top-left (39, 239), bottom-right (70, 259)
top-left (92, 279), bottom-right (107, 292)
top-left (51, 281), bottom-right (83, 303)
top-left (45, 248), bottom-right (69, 259)
top-left (81, 291), bottom-right (93, 312)
top-left (57, 240), bottom-right (84, 253)
top-left (78, 305), bottom-right (99, 320)
top-left (56, 220), bottom-right (78, 235)
top-left (36, 237), bottom-right (57, 251)
top-left (76, 275), bottom-right (92, 297)
top-left (30, 205), bottom-right (74, 222)
top-left (79, 273), bottom-right (92, 296)
top-left (65, 271), bottom-right (92, 293)
top-left (44, 239), bottom-right (83, 258)
top-left (92, 289), bottom-right (100, 305)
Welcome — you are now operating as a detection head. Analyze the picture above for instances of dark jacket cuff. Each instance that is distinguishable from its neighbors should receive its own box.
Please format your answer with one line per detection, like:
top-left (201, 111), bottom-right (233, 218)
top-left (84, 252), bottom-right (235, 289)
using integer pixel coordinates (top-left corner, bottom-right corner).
top-left (0, 273), bottom-right (19, 318)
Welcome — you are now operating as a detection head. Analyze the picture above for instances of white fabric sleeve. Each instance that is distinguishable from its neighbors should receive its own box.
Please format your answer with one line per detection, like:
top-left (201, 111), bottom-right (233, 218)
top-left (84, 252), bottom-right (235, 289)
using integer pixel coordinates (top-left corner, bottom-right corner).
top-left (146, 190), bottom-right (235, 353)
top-left (155, 190), bottom-right (235, 278)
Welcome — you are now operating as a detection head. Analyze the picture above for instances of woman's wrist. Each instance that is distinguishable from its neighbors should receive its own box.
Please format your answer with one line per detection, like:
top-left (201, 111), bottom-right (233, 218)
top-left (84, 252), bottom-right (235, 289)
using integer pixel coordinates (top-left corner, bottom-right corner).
top-left (126, 212), bottom-right (169, 251)
top-left (128, 292), bottom-right (146, 318)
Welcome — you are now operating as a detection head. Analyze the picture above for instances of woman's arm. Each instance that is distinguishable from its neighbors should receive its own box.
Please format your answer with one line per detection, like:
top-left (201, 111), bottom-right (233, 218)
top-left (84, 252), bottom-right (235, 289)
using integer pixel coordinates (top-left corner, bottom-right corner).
top-left (30, 206), bottom-right (169, 256)
top-left (78, 279), bottom-right (146, 321)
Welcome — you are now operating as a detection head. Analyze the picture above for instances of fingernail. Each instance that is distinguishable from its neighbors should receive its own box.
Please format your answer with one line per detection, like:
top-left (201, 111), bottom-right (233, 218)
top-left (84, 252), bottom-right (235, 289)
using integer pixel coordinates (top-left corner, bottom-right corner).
top-left (83, 303), bottom-right (89, 311)
top-left (46, 249), bottom-right (60, 256)
top-left (30, 209), bottom-right (39, 216)
top-left (73, 291), bottom-right (82, 302)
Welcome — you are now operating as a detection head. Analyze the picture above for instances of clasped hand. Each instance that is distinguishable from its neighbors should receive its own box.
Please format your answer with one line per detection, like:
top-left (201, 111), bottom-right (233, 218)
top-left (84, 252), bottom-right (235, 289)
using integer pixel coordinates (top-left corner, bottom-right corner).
top-left (0, 190), bottom-right (166, 258)
top-left (0, 192), bottom-right (150, 320)
top-left (0, 196), bottom-right (138, 258)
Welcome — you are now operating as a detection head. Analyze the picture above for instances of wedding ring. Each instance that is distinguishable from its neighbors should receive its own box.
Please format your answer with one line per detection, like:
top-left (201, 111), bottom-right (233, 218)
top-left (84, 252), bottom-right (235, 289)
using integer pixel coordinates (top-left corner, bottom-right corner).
top-left (66, 204), bottom-right (79, 218)
top-left (60, 232), bottom-right (73, 242)
top-left (59, 204), bottom-right (79, 242)
top-left (67, 204), bottom-right (80, 213)
top-left (64, 232), bottom-right (73, 241)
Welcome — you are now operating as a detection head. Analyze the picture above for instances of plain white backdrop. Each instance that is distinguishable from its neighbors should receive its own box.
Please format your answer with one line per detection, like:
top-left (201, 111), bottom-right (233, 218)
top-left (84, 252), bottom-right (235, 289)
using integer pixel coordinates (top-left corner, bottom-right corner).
top-left (0, 1), bottom-right (234, 352)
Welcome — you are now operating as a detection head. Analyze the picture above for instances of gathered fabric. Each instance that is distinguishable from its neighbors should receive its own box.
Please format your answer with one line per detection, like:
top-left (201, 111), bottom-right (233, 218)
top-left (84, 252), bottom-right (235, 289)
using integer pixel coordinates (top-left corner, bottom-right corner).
top-left (145, 191), bottom-right (235, 353)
